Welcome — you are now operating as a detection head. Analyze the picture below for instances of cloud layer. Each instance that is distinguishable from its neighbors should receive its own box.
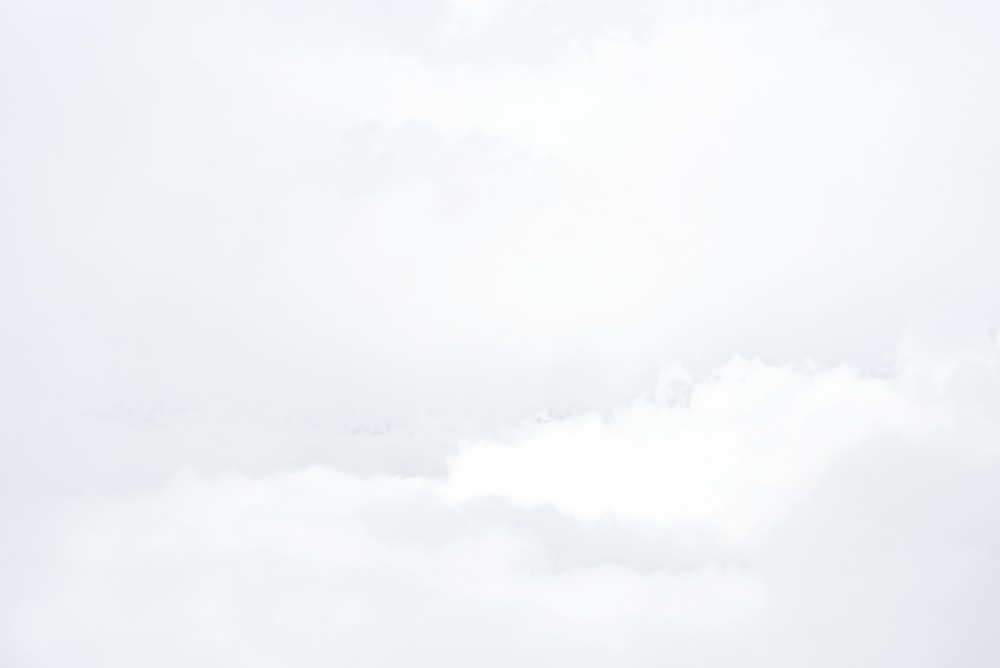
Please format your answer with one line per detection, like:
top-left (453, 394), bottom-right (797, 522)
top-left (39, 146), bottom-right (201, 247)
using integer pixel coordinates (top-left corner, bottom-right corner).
top-left (2, 0), bottom-right (1000, 665)
top-left (3, 336), bottom-right (1000, 667)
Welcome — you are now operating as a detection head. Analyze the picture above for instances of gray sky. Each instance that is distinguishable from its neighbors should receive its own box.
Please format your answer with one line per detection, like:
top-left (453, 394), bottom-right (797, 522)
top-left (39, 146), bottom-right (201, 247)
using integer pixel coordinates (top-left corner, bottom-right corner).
top-left (2, 0), bottom-right (1000, 665)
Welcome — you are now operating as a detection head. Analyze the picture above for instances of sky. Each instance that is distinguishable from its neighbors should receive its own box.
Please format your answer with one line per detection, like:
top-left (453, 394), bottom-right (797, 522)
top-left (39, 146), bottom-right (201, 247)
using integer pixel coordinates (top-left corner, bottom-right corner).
top-left (1, 0), bottom-right (1000, 665)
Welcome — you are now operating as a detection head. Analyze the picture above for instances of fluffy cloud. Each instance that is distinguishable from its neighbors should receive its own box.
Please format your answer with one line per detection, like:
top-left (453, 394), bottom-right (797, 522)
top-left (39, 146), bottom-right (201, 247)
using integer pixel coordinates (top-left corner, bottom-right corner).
top-left (3, 338), bottom-right (1000, 666)
top-left (448, 357), bottom-right (915, 544)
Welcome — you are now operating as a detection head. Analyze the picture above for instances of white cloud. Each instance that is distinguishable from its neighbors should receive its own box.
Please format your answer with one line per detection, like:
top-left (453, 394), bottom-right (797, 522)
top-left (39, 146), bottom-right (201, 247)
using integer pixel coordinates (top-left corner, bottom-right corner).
top-left (3, 339), bottom-right (1000, 666)
top-left (448, 357), bottom-right (913, 545)
top-left (2, 0), bottom-right (1000, 664)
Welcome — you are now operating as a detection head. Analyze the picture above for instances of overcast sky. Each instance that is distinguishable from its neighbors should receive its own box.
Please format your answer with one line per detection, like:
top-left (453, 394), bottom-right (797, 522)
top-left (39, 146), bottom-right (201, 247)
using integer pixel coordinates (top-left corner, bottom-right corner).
top-left (2, 0), bottom-right (1000, 665)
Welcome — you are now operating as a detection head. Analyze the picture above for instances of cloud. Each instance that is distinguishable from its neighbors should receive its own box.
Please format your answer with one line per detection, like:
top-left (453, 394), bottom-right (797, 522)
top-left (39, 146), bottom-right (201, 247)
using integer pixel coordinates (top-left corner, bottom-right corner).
top-left (448, 357), bottom-right (912, 545)
top-left (3, 338), bottom-right (1000, 666)
top-left (4, 0), bottom-right (999, 441)
top-left (2, 0), bottom-right (1000, 665)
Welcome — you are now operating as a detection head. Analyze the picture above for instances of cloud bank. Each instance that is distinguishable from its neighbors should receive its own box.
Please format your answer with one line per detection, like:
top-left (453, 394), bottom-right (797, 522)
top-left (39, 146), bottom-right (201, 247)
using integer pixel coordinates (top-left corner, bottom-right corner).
top-left (2, 0), bottom-right (1000, 665)
top-left (3, 338), bottom-right (1000, 666)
